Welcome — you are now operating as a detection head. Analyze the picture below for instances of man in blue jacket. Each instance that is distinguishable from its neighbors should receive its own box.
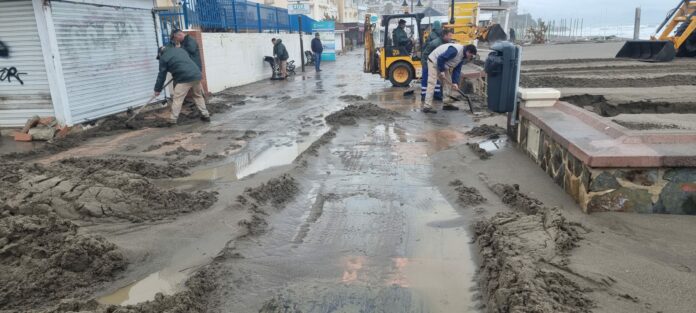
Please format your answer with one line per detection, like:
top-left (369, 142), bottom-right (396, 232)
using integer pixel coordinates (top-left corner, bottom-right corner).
top-left (422, 43), bottom-right (477, 113)
top-left (311, 33), bottom-right (323, 72)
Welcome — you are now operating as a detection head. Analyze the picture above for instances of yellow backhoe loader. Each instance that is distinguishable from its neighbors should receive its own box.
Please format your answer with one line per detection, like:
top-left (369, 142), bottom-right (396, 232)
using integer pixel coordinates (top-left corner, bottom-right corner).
top-left (617, 0), bottom-right (696, 62)
top-left (364, 1), bottom-right (505, 87)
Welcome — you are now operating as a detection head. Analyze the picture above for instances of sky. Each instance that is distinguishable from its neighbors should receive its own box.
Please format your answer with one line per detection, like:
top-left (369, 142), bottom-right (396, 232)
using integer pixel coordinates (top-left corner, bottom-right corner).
top-left (517, 0), bottom-right (677, 27)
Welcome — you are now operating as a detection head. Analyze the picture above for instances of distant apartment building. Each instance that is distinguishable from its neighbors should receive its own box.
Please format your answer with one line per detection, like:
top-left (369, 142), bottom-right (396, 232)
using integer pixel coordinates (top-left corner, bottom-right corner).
top-left (337, 0), bottom-right (359, 23)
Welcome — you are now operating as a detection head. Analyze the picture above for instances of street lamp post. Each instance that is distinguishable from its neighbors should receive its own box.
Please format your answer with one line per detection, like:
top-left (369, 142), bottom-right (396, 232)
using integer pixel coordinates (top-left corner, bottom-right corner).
top-left (401, 0), bottom-right (422, 13)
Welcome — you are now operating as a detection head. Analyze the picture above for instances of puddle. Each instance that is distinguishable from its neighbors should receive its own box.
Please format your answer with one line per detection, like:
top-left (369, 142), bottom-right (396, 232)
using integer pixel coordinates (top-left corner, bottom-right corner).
top-left (178, 132), bottom-right (326, 183)
top-left (98, 270), bottom-right (188, 305)
top-left (477, 137), bottom-right (508, 152)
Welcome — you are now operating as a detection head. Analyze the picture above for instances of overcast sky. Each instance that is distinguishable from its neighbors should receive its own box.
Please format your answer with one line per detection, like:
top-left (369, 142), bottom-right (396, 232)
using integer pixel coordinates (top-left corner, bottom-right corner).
top-left (517, 0), bottom-right (676, 27)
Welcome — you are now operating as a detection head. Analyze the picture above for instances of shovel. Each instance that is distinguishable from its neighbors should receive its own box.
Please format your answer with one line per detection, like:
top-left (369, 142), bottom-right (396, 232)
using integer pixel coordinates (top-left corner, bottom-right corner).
top-left (450, 88), bottom-right (475, 114)
top-left (125, 79), bottom-right (173, 126)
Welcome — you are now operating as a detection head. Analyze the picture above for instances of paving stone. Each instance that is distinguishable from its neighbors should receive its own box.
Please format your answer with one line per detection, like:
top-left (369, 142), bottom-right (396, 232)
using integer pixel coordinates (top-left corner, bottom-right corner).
top-left (589, 172), bottom-right (621, 192)
top-left (587, 188), bottom-right (654, 213)
top-left (28, 127), bottom-right (56, 141)
top-left (655, 180), bottom-right (696, 215)
top-left (617, 169), bottom-right (658, 186)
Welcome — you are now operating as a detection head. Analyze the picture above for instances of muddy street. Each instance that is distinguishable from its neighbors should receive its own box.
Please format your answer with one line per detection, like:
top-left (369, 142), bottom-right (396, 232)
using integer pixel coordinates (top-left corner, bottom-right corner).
top-left (2, 46), bottom-right (696, 313)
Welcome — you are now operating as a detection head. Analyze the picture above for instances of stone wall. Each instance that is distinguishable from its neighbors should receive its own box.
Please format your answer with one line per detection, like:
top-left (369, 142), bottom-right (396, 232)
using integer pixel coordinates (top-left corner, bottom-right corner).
top-left (519, 117), bottom-right (696, 215)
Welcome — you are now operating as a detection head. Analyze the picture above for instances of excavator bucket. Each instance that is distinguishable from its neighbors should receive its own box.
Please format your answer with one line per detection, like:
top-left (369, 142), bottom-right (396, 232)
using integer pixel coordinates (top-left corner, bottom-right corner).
top-left (484, 24), bottom-right (508, 43)
top-left (616, 40), bottom-right (676, 62)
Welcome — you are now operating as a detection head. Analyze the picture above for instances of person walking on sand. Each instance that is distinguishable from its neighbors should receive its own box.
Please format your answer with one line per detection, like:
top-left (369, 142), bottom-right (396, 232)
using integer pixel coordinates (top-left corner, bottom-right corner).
top-left (272, 38), bottom-right (289, 79)
top-left (311, 33), bottom-right (323, 72)
top-left (422, 43), bottom-right (477, 113)
top-left (154, 46), bottom-right (210, 125)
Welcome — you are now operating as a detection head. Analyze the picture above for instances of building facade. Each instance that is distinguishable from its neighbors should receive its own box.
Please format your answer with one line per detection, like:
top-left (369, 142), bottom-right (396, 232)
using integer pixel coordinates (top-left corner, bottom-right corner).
top-left (0, 0), bottom-right (159, 127)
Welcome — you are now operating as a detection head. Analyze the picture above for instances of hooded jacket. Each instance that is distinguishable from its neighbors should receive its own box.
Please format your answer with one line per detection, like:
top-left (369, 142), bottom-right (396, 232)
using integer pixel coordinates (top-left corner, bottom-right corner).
top-left (154, 46), bottom-right (202, 92)
top-left (273, 39), bottom-right (289, 61)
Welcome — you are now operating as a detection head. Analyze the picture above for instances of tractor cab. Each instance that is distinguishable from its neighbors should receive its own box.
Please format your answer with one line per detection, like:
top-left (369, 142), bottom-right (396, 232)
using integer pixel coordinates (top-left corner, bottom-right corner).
top-left (383, 13), bottom-right (425, 59)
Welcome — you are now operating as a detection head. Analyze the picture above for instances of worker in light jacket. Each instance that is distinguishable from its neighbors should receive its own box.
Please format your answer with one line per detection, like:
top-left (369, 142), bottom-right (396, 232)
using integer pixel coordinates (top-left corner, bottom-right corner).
top-left (422, 43), bottom-right (477, 113)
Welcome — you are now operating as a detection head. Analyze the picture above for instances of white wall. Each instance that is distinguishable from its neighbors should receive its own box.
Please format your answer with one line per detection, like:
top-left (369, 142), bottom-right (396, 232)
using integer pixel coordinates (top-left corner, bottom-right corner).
top-left (203, 33), bottom-right (312, 92)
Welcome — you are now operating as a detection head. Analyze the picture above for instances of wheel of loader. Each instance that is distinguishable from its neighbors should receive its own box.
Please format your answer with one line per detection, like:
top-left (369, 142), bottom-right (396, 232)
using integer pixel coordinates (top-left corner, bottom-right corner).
top-left (388, 62), bottom-right (414, 87)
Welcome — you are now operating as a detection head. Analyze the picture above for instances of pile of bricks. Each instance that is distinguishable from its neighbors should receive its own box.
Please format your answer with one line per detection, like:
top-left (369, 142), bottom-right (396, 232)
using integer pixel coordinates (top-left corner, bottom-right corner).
top-left (13, 116), bottom-right (76, 142)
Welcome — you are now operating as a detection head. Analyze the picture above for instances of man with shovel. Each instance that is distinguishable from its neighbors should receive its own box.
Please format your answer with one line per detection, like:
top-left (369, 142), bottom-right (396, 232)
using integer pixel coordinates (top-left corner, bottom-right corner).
top-left (422, 43), bottom-right (477, 113)
top-left (154, 45), bottom-right (210, 125)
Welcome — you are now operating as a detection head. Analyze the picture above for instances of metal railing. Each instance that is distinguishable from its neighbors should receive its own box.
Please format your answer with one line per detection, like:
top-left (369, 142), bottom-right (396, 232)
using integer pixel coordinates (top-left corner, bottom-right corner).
top-left (158, 0), bottom-right (315, 38)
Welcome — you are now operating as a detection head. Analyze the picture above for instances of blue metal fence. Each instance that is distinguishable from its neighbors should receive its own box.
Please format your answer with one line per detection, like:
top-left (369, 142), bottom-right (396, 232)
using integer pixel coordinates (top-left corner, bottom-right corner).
top-left (159, 11), bottom-right (185, 44)
top-left (158, 0), bottom-right (313, 38)
top-left (289, 14), bottom-right (315, 33)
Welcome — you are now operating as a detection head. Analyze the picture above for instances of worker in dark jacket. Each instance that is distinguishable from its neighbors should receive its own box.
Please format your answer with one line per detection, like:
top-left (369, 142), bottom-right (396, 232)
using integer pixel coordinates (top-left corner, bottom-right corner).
top-left (272, 38), bottom-right (289, 78)
top-left (170, 29), bottom-right (202, 70)
top-left (311, 33), bottom-right (323, 72)
top-left (392, 19), bottom-right (411, 55)
top-left (154, 46), bottom-right (210, 124)
top-left (421, 27), bottom-right (452, 102)
top-left (424, 21), bottom-right (442, 45)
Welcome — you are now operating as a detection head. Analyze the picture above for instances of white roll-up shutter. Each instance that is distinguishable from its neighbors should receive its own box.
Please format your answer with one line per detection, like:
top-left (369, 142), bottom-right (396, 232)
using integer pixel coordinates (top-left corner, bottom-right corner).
top-left (51, 1), bottom-right (159, 123)
top-left (0, 0), bottom-right (53, 127)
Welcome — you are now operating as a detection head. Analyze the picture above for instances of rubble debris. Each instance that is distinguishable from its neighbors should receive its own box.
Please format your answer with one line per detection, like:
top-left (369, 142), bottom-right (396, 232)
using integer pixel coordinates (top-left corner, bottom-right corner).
top-left (3, 97), bottom-right (240, 159)
top-left (21, 116), bottom-right (41, 133)
top-left (0, 214), bottom-right (126, 310)
top-left (28, 126), bottom-right (57, 141)
top-left (13, 132), bottom-right (32, 142)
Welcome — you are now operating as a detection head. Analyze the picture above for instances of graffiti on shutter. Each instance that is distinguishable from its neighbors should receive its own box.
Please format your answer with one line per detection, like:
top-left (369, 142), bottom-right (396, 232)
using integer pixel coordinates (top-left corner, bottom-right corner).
top-left (0, 40), bottom-right (8, 57)
top-left (0, 39), bottom-right (27, 85)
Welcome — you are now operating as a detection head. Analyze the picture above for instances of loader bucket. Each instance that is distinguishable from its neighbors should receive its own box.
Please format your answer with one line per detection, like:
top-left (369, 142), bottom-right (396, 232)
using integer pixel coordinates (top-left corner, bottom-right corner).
top-left (616, 40), bottom-right (676, 62)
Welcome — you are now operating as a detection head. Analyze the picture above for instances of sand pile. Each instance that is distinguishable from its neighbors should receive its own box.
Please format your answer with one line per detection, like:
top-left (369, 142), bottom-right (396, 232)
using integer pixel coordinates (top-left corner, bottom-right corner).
top-left (475, 183), bottom-right (592, 313)
top-left (325, 103), bottom-right (399, 126)
top-left (466, 124), bottom-right (506, 137)
top-left (0, 214), bottom-right (126, 310)
top-left (235, 174), bottom-right (300, 235)
top-left (449, 180), bottom-right (486, 207)
top-left (0, 161), bottom-right (216, 223)
top-left (58, 158), bottom-right (188, 179)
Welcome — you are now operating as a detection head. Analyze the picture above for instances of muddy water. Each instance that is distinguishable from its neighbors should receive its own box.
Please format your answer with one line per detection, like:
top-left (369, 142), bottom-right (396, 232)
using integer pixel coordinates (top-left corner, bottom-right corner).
top-left (181, 130), bottom-right (328, 183)
top-left (215, 121), bottom-right (481, 312)
top-left (99, 270), bottom-right (188, 305)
